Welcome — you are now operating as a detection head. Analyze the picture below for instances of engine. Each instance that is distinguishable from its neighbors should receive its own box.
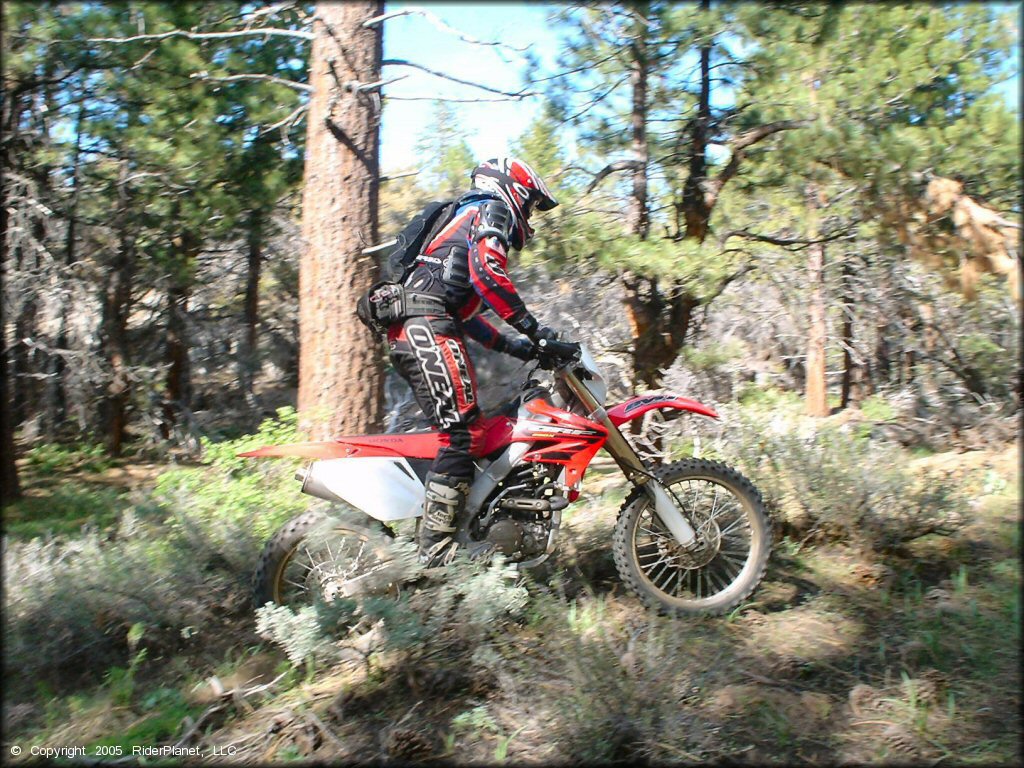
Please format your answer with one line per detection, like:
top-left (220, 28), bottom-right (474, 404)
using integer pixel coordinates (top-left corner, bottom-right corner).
top-left (473, 463), bottom-right (567, 563)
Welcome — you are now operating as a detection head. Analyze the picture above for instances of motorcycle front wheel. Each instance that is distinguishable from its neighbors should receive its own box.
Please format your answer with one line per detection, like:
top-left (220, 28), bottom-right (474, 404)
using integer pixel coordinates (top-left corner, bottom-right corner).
top-left (252, 509), bottom-right (400, 609)
top-left (612, 459), bottom-right (771, 616)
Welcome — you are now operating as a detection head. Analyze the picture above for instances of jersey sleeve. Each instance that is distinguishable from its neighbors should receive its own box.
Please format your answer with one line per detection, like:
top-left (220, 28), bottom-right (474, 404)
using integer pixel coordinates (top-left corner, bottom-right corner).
top-left (467, 202), bottom-right (529, 323)
top-left (462, 315), bottom-right (504, 350)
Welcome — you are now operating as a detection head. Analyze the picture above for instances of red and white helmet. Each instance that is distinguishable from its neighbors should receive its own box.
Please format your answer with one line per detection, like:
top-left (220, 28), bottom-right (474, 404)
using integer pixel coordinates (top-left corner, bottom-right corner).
top-left (470, 157), bottom-right (558, 248)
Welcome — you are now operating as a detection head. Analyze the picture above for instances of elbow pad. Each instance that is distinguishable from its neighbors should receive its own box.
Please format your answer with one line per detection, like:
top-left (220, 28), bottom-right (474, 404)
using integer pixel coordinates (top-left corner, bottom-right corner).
top-left (474, 200), bottom-right (513, 249)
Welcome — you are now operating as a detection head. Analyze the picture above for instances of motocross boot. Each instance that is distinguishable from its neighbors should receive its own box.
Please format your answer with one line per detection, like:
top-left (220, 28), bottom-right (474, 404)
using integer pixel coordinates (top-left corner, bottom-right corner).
top-left (418, 472), bottom-right (469, 567)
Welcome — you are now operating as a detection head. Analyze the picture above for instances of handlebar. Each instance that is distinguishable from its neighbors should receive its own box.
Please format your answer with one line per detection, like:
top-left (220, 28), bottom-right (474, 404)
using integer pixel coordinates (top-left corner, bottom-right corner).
top-left (534, 337), bottom-right (582, 369)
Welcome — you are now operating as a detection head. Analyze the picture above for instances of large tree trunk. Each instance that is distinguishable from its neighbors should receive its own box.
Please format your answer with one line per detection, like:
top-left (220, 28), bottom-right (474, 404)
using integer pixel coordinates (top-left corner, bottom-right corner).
top-left (160, 232), bottom-right (198, 441)
top-left (99, 239), bottom-right (135, 457)
top-left (839, 259), bottom-right (862, 410)
top-left (1, 137), bottom-right (20, 503)
top-left (99, 165), bottom-right (137, 457)
top-left (620, 1), bottom-right (719, 391)
top-left (681, 0), bottom-right (712, 242)
top-left (51, 99), bottom-right (87, 433)
top-left (627, 23), bottom-right (649, 240)
top-left (622, 276), bottom-right (698, 390)
top-left (238, 208), bottom-right (262, 406)
top-left (804, 184), bottom-right (829, 417)
top-left (298, 1), bottom-right (385, 438)
top-left (619, 8), bottom-right (659, 393)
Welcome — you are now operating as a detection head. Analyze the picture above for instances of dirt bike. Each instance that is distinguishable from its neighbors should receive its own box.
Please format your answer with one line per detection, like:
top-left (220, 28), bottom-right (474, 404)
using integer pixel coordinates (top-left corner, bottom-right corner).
top-left (241, 339), bottom-right (771, 616)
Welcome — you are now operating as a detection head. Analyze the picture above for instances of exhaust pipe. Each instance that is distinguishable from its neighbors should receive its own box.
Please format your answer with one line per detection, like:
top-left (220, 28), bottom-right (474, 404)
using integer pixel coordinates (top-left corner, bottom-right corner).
top-left (295, 461), bottom-right (346, 504)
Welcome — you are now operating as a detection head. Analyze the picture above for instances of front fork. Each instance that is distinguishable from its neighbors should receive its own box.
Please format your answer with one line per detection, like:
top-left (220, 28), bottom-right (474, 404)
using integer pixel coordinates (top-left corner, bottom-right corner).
top-left (560, 370), bottom-right (698, 548)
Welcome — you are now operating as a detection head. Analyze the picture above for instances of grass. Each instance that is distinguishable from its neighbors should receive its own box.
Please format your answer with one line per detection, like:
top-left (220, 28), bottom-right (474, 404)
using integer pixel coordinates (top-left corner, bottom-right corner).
top-left (3, 485), bottom-right (131, 538)
top-left (23, 441), bottom-right (116, 476)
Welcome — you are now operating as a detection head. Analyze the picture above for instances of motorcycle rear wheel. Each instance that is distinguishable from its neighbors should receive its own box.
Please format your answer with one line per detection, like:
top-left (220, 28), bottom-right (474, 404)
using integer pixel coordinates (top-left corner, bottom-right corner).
top-left (612, 459), bottom-right (771, 616)
top-left (252, 509), bottom-right (399, 609)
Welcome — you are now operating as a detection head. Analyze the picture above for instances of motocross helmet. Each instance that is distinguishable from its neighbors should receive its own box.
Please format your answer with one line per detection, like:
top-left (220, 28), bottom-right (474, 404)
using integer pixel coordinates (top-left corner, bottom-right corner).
top-left (470, 157), bottom-right (558, 249)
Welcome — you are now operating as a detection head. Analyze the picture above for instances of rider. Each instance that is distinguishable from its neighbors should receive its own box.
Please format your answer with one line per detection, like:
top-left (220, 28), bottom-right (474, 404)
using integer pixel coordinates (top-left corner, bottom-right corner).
top-left (386, 157), bottom-right (560, 566)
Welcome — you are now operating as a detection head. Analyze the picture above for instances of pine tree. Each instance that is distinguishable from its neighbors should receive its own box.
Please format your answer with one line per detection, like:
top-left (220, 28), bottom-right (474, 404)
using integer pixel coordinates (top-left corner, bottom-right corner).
top-left (729, 3), bottom-right (1019, 412)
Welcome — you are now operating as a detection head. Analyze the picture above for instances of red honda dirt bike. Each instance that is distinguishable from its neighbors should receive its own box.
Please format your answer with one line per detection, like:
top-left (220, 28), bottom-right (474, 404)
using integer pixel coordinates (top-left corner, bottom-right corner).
top-left (242, 339), bottom-right (771, 616)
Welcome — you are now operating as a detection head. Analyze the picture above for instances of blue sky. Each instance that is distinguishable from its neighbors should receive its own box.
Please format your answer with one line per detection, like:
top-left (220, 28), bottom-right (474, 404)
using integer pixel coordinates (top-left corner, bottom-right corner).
top-left (380, 2), bottom-right (563, 171)
top-left (379, 2), bottom-right (1020, 173)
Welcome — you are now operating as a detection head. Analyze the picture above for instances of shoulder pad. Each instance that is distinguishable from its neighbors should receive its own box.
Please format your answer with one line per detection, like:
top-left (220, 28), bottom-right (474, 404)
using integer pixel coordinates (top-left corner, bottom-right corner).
top-left (475, 199), bottom-right (513, 247)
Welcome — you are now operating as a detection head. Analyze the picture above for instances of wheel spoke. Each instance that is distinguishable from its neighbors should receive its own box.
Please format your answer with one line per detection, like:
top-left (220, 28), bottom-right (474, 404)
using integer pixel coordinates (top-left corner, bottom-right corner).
top-left (717, 551), bottom-right (747, 572)
top-left (623, 466), bottom-right (768, 610)
top-left (708, 486), bottom-right (720, 522)
top-left (655, 563), bottom-right (679, 592)
top-left (719, 517), bottom-right (749, 537)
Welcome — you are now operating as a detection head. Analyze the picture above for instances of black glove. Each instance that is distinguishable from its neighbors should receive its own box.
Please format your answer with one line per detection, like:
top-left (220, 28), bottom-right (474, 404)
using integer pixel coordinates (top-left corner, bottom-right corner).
top-left (535, 338), bottom-right (582, 369)
top-left (534, 325), bottom-right (559, 343)
top-left (503, 335), bottom-right (535, 361)
top-left (512, 312), bottom-right (558, 343)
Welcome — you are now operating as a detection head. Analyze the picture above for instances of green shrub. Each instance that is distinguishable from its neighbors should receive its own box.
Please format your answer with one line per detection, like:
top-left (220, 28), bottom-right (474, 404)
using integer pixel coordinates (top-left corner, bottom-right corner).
top-left (24, 441), bottom-right (114, 475)
top-left (480, 592), bottom-right (706, 763)
top-left (153, 407), bottom-right (309, 573)
top-left (860, 394), bottom-right (897, 422)
top-left (680, 339), bottom-right (746, 372)
top-left (3, 513), bottom-right (219, 694)
top-left (736, 384), bottom-right (803, 413)
top-left (3, 485), bottom-right (129, 539)
top-left (255, 545), bottom-right (530, 682)
top-left (3, 409), bottom-right (321, 697)
top-left (720, 415), bottom-right (966, 551)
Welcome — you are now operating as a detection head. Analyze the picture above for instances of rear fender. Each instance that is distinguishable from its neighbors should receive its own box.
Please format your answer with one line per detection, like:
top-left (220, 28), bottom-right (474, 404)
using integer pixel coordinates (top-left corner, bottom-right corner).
top-left (236, 414), bottom-right (514, 462)
top-left (606, 394), bottom-right (719, 426)
top-left (237, 432), bottom-right (446, 461)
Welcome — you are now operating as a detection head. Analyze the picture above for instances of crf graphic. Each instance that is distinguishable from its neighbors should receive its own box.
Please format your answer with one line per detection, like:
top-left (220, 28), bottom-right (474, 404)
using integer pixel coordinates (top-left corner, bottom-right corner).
top-left (445, 339), bottom-right (475, 407)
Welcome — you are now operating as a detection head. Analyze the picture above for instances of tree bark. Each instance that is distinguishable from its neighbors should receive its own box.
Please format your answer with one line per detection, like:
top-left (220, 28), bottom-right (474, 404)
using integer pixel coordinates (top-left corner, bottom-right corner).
top-left (622, 276), bottom-right (698, 390)
top-left (160, 232), bottom-right (198, 441)
top-left (239, 208), bottom-right (263, 404)
top-left (51, 98), bottom-right (87, 432)
top-left (804, 183), bottom-right (829, 417)
top-left (627, 22), bottom-right (649, 240)
top-left (839, 259), bottom-right (861, 409)
top-left (99, 165), bottom-right (137, 457)
top-left (681, 0), bottom-right (712, 242)
top-left (1, 126), bottom-right (21, 503)
top-left (297, 1), bottom-right (385, 438)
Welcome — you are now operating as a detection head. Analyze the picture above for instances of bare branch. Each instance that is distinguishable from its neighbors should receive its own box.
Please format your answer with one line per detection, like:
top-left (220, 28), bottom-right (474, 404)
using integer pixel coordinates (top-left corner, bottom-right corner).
top-left (380, 170), bottom-right (420, 182)
top-left (243, 3), bottom-right (298, 24)
top-left (528, 52), bottom-right (619, 85)
top-left (190, 71), bottom-right (312, 92)
top-left (584, 160), bottom-right (644, 194)
top-left (256, 103), bottom-right (308, 138)
top-left (720, 227), bottom-right (851, 249)
top-left (381, 58), bottom-right (534, 99)
top-left (560, 74), bottom-right (629, 123)
top-left (731, 119), bottom-right (813, 152)
top-left (349, 74), bottom-right (408, 93)
top-left (704, 119), bottom-right (813, 208)
top-left (86, 28), bottom-right (313, 44)
top-left (364, 7), bottom-right (528, 54)
top-left (384, 94), bottom-right (530, 103)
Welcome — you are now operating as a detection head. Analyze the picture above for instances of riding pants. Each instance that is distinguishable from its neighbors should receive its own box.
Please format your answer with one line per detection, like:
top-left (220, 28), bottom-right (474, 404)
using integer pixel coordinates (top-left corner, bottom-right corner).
top-left (387, 316), bottom-right (480, 481)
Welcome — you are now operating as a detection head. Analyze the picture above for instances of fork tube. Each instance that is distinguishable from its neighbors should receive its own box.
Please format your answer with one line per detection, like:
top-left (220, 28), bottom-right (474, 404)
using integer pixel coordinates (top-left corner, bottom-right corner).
top-left (561, 368), bottom-right (697, 548)
top-left (560, 369), bottom-right (647, 481)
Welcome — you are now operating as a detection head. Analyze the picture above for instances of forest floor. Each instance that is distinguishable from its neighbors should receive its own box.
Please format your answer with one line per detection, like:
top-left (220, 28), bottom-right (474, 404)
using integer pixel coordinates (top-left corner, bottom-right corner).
top-left (2, 436), bottom-right (1020, 765)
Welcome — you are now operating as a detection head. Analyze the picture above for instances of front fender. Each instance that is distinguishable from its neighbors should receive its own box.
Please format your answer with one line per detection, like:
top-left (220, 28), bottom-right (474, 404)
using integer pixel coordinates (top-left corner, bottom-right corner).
top-left (607, 394), bottom-right (718, 426)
